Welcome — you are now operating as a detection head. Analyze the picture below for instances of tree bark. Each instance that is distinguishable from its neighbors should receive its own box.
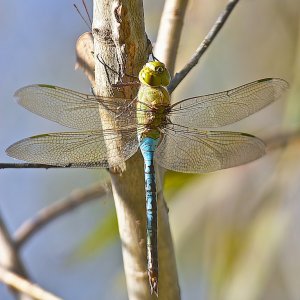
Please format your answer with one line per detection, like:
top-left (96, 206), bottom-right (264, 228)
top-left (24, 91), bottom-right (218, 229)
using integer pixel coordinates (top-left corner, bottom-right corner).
top-left (93, 0), bottom-right (180, 299)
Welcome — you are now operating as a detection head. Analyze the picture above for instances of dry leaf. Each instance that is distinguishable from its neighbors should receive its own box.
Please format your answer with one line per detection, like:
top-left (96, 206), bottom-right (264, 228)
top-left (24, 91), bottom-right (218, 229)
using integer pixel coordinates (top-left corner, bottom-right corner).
top-left (75, 32), bottom-right (95, 85)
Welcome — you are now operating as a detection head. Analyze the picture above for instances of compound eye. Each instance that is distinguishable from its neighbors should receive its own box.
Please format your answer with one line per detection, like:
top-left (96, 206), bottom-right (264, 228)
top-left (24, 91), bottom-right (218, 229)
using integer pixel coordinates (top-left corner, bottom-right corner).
top-left (156, 66), bottom-right (164, 73)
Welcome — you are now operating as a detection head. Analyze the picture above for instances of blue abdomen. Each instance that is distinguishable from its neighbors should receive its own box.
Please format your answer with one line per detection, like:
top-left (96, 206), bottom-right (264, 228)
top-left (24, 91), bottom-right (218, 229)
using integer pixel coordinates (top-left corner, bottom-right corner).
top-left (139, 136), bottom-right (160, 294)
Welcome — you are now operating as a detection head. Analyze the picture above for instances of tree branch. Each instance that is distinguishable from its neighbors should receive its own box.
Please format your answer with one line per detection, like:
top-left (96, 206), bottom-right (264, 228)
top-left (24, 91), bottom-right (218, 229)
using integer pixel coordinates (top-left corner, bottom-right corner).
top-left (168, 0), bottom-right (240, 93)
top-left (265, 130), bottom-right (300, 151)
top-left (14, 182), bottom-right (111, 249)
top-left (0, 215), bottom-right (33, 300)
top-left (92, 0), bottom-right (179, 298)
top-left (0, 265), bottom-right (62, 300)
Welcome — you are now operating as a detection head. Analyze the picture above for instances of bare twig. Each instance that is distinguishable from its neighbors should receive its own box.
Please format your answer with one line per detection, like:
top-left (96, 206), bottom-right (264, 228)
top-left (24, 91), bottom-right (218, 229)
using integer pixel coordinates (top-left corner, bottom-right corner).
top-left (168, 0), bottom-right (240, 93)
top-left (0, 215), bottom-right (33, 300)
top-left (14, 182), bottom-right (111, 249)
top-left (265, 130), bottom-right (300, 151)
top-left (154, 0), bottom-right (189, 75)
top-left (0, 217), bottom-right (27, 275)
top-left (0, 163), bottom-right (64, 169)
top-left (0, 265), bottom-right (61, 300)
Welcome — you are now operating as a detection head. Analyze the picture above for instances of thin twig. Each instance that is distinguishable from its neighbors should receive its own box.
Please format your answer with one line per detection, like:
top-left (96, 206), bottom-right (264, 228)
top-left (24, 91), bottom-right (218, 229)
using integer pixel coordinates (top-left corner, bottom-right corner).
top-left (0, 265), bottom-right (62, 300)
top-left (14, 182), bottom-right (111, 249)
top-left (265, 130), bottom-right (300, 151)
top-left (0, 163), bottom-right (64, 169)
top-left (168, 0), bottom-right (240, 93)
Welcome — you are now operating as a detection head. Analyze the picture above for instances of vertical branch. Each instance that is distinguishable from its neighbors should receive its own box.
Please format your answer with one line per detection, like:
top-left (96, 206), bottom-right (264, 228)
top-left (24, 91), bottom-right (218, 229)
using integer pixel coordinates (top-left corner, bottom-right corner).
top-left (168, 0), bottom-right (240, 93)
top-left (154, 0), bottom-right (189, 75)
top-left (92, 0), bottom-right (179, 298)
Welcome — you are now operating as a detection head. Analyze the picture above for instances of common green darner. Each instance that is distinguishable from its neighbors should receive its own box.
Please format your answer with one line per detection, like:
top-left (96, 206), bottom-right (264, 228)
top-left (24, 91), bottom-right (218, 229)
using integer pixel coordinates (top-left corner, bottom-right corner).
top-left (6, 61), bottom-right (288, 295)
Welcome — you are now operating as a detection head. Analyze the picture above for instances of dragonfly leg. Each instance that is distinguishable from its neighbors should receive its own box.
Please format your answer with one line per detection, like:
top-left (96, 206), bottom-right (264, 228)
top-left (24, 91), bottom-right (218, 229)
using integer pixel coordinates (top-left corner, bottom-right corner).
top-left (96, 54), bottom-right (138, 87)
top-left (115, 96), bottom-right (138, 119)
top-left (96, 54), bottom-right (117, 85)
top-left (150, 52), bottom-right (159, 62)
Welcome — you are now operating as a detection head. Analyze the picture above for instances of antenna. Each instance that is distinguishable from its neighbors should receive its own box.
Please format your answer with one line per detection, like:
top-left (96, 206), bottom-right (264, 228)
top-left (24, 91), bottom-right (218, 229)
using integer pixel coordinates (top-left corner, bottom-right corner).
top-left (73, 0), bottom-right (92, 31)
top-left (82, 0), bottom-right (92, 26)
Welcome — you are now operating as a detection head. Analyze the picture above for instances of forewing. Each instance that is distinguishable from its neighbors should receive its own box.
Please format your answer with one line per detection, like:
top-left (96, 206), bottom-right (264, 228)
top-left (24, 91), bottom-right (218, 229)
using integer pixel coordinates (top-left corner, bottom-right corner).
top-left (169, 78), bottom-right (288, 128)
top-left (15, 85), bottom-right (137, 130)
top-left (6, 129), bottom-right (139, 168)
top-left (155, 124), bottom-right (265, 173)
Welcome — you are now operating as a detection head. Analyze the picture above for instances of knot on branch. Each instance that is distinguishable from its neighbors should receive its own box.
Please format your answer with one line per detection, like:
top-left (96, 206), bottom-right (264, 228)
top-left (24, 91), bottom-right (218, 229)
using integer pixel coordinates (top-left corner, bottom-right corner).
top-left (93, 27), bottom-right (115, 46)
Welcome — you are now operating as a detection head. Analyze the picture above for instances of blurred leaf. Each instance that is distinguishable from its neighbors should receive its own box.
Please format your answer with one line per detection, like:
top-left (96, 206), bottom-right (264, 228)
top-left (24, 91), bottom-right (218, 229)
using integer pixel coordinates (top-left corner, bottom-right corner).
top-left (71, 209), bottom-right (119, 261)
top-left (285, 86), bottom-right (300, 128)
top-left (222, 204), bottom-right (289, 300)
top-left (164, 170), bottom-right (200, 199)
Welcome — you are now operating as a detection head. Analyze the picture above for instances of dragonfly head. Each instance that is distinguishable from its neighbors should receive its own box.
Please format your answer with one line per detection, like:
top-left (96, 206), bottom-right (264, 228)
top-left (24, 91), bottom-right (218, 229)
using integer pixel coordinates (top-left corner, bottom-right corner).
top-left (139, 61), bottom-right (171, 87)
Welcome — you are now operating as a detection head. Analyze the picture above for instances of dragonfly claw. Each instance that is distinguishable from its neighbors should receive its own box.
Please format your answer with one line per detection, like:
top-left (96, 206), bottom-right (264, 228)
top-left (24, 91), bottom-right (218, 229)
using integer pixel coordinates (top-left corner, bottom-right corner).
top-left (149, 273), bottom-right (158, 297)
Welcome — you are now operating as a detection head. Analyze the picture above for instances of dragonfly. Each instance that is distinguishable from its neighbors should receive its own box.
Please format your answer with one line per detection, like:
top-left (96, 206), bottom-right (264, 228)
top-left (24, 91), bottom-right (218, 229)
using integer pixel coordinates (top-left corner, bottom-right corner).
top-left (6, 60), bottom-right (288, 295)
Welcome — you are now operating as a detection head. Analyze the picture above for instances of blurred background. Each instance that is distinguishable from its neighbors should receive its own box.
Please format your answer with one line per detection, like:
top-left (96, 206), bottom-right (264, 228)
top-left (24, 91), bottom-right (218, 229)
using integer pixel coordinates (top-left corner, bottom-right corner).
top-left (0, 0), bottom-right (299, 299)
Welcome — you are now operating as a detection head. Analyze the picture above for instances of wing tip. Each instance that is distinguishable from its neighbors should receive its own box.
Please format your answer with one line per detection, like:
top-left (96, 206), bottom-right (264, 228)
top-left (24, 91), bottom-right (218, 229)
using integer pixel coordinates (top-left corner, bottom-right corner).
top-left (258, 77), bottom-right (289, 90)
top-left (5, 135), bottom-right (43, 160)
top-left (5, 143), bottom-right (20, 160)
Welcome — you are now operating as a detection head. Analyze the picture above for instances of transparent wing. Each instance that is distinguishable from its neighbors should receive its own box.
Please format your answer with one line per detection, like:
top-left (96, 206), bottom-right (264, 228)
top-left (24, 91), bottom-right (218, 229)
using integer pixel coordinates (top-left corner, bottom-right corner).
top-left (169, 78), bottom-right (288, 128)
top-left (155, 124), bottom-right (265, 173)
top-left (15, 85), bottom-right (137, 130)
top-left (6, 128), bottom-right (139, 168)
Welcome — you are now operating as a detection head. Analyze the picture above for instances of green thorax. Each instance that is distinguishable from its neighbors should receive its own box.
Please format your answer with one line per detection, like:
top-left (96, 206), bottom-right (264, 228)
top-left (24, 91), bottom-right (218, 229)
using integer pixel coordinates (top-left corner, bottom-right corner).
top-left (137, 61), bottom-right (171, 140)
